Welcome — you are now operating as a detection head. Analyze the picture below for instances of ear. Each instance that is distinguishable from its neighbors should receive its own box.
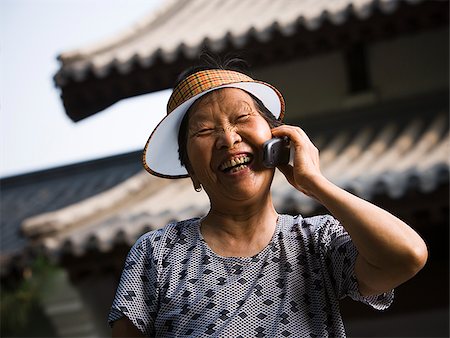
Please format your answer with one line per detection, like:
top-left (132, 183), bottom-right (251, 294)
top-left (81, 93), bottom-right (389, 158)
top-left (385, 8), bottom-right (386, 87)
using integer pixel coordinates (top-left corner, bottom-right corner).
top-left (186, 164), bottom-right (202, 192)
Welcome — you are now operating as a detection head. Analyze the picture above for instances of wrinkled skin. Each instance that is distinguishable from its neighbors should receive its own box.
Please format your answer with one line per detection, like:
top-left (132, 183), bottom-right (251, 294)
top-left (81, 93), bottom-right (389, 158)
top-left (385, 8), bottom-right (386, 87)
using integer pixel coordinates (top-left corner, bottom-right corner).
top-left (186, 88), bottom-right (275, 211)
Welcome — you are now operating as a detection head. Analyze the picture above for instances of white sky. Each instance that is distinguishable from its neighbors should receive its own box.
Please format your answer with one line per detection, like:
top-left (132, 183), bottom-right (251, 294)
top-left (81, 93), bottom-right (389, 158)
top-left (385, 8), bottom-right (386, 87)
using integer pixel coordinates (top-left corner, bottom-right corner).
top-left (0, 0), bottom-right (170, 178)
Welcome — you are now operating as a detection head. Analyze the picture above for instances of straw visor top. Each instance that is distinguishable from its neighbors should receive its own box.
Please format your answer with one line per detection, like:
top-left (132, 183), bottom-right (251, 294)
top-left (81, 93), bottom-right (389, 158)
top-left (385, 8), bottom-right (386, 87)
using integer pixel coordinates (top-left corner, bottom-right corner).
top-left (143, 69), bottom-right (285, 178)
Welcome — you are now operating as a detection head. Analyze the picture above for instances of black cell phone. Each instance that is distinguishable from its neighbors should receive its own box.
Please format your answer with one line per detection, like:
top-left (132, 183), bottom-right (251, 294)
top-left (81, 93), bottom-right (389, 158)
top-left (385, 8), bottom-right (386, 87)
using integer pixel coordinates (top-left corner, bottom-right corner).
top-left (262, 137), bottom-right (290, 168)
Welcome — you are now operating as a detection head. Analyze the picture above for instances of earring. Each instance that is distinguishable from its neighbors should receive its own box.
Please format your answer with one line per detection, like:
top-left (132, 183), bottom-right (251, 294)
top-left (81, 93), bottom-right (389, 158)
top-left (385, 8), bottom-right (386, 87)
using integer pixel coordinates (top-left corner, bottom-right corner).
top-left (195, 185), bottom-right (202, 192)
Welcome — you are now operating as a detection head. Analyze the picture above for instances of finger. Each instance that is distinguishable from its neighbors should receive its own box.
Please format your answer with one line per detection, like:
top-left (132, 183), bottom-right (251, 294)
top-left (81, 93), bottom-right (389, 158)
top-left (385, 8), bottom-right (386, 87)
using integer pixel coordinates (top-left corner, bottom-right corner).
top-left (277, 163), bottom-right (295, 186)
top-left (272, 126), bottom-right (315, 163)
top-left (271, 126), bottom-right (312, 146)
top-left (278, 164), bottom-right (313, 197)
top-left (271, 125), bottom-right (306, 135)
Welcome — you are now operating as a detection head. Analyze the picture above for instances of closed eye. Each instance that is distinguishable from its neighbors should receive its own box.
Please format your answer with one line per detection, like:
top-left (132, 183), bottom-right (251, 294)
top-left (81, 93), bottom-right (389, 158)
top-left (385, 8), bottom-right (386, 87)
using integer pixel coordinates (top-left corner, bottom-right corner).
top-left (236, 113), bottom-right (250, 121)
top-left (194, 128), bottom-right (214, 136)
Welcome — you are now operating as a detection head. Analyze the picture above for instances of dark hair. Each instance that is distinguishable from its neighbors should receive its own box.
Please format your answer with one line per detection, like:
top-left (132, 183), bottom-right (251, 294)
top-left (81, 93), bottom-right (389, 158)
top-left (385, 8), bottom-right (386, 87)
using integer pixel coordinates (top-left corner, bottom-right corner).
top-left (176, 54), bottom-right (283, 171)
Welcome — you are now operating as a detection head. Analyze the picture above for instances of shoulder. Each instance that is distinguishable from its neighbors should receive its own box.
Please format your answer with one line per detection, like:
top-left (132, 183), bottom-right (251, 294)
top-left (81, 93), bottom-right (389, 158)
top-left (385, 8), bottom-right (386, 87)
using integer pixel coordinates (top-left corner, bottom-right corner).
top-left (281, 213), bottom-right (347, 248)
top-left (130, 217), bottom-right (201, 256)
top-left (284, 214), bottom-right (340, 234)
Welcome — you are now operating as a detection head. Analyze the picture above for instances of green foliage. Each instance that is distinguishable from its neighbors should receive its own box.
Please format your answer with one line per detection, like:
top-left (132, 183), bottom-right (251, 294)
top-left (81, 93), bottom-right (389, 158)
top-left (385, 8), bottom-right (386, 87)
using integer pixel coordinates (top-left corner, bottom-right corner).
top-left (0, 255), bottom-right (58, 337)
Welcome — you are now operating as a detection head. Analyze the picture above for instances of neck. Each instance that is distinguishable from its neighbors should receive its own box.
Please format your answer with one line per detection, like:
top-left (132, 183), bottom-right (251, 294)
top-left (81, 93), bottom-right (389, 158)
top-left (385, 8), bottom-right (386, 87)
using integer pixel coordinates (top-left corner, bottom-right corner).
top-left (201, 194), bottom-right (279, 257)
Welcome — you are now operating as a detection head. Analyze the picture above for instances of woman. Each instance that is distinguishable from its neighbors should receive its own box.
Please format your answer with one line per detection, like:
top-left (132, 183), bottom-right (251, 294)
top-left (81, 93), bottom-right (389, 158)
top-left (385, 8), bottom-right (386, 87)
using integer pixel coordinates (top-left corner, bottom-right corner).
top-left (109, 60), bottom-right (428, 337)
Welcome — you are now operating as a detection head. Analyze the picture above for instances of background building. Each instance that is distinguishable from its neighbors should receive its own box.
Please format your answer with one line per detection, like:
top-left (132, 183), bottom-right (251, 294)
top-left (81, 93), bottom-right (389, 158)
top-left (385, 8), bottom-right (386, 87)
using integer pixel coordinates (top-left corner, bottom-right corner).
top-left (2, 0), bottom-right (448, 336)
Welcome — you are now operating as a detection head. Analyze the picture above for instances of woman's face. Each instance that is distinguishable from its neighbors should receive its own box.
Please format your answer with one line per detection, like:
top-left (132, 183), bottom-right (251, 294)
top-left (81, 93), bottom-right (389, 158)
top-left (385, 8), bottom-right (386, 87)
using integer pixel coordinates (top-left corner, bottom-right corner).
top-left (186, 88), bottom-right (275, 205)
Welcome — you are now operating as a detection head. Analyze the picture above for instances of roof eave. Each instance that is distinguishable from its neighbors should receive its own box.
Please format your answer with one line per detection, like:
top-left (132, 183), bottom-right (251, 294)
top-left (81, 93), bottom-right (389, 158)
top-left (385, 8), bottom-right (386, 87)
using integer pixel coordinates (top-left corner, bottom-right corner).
top-left (54, 0), bottom-right (448, 122)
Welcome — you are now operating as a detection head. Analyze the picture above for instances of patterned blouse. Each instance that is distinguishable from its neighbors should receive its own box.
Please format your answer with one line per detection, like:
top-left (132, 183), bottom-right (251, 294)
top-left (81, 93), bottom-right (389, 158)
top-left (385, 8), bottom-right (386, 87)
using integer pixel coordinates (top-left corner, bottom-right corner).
top-left (109, 214), bottom-right (393, 337)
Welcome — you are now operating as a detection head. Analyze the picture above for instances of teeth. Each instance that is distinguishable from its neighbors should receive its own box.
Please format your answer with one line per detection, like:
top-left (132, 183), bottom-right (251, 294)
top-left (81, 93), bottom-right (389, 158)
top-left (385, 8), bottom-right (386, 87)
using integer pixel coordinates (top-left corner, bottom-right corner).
top-left (230, 165), bottom-right (246, 173)
top-left (220, 155), bottom-right (251, 171)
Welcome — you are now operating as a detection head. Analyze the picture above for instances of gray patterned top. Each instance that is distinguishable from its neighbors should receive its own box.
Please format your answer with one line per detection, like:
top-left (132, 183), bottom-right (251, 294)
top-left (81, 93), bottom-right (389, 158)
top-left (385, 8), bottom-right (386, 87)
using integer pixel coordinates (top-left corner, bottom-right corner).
top-left (108, 214), bottom-right (393, 337)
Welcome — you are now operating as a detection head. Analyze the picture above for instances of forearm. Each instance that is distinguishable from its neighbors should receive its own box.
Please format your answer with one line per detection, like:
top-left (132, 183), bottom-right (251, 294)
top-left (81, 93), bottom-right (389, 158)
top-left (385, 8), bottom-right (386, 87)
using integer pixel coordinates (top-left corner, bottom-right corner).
top-left (307, 175), bottom-right (428, 294)
top-left (272, 124), bottom-right (428, 294)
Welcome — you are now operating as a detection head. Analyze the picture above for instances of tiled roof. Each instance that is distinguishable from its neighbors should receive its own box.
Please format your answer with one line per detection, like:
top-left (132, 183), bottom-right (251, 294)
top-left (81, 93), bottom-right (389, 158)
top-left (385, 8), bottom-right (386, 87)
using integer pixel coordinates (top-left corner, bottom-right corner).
top-left (55, 0), bottom-right (423, 87)
top-left (0, 151), bottom-right (144, 270)
top-left (22, 111), bottom-right (449, 257)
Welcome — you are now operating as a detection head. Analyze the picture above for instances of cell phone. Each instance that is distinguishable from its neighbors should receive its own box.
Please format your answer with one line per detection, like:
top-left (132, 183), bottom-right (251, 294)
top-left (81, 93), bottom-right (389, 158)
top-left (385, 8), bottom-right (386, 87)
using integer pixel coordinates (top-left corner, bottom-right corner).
top-left (262, 137), bottom-right (290, 168)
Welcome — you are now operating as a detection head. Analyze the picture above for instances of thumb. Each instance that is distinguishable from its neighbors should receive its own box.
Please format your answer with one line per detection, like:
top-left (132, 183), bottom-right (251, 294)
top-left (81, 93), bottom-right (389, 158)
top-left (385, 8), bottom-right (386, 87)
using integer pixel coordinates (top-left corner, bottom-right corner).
top-left (277, 164), bottom-right (295, 186)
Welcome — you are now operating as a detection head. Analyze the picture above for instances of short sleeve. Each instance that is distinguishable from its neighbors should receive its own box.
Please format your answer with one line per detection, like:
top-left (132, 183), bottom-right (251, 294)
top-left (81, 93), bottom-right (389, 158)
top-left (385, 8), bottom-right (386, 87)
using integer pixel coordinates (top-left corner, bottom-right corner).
top-left (108, 232), bottom-right (160, 336)
top-left (316, 215), bottom-right (394, 310)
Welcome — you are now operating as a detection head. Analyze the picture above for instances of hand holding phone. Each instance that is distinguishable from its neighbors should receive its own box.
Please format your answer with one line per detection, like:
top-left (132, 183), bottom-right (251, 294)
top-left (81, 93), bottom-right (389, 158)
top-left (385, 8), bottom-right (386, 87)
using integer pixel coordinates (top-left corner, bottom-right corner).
top-left (262, 137), bottom-right (290, 168)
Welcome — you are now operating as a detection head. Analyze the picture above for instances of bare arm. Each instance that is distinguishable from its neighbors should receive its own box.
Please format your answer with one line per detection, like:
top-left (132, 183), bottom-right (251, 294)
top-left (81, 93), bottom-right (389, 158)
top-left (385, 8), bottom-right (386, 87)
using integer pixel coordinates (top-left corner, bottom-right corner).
top-left (112, 317), bottom-right (144, 338)
top-left (272, 125), bottom-right (428, 296)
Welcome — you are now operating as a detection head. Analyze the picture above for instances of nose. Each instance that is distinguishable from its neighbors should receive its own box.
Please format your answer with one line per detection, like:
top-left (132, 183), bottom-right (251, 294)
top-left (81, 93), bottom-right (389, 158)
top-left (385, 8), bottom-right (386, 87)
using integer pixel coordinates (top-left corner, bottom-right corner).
top-left (215, 126), bottom-right (242, 149)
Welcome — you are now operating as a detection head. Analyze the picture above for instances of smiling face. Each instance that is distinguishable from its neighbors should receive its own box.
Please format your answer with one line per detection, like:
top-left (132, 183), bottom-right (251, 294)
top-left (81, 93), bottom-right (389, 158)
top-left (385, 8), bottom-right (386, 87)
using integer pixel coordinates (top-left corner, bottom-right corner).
top-left (185, 88), bottom-right (275, 207)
